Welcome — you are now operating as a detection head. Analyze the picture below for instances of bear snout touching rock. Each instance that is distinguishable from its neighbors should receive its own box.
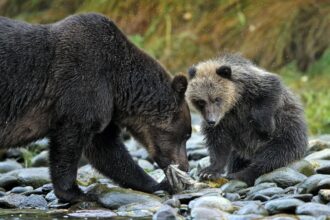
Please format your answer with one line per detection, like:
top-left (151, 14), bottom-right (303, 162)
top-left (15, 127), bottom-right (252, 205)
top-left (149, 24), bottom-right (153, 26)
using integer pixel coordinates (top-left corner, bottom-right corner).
top-left (0, 13), bottom-right (191, 203)
top-left (186, 53), bottom-right (308, 185)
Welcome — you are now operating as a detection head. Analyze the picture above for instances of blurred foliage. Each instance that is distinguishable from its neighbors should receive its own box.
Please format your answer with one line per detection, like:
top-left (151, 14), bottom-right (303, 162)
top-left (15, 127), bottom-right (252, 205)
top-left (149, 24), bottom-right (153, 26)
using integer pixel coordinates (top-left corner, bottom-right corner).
top-left (0, 0), bottom-right (329, 135)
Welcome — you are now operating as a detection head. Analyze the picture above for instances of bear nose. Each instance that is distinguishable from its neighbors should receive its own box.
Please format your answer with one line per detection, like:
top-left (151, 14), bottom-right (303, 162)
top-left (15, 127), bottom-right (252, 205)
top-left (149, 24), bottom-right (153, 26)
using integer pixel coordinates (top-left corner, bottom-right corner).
top-left (207, 120), bottom-right (216, 126)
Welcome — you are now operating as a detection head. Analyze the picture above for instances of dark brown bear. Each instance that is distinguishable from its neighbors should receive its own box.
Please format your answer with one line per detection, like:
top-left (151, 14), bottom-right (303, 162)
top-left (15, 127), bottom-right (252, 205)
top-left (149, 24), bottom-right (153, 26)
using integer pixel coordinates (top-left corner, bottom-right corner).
top-left (0, 13), bottom-right (192, 202)
top-left (186, 53), bottom-right (307, 185)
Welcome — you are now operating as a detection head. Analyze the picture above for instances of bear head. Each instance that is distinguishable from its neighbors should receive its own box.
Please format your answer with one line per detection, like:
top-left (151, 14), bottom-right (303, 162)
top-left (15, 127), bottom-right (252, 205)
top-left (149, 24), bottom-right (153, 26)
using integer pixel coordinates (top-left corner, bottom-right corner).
top-left (186, 56), bottom-right (243, 127)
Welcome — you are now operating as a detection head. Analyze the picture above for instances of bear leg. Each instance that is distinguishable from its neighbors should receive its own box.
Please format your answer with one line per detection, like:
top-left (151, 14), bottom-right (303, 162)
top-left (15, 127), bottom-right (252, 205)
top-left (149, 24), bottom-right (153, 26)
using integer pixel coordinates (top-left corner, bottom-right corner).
top-left (49, 124), bottom-right (92, 203)
top-left (226, 150), bottom-right (250, 173)
top-left (85, 123), bottom-right (170, 193)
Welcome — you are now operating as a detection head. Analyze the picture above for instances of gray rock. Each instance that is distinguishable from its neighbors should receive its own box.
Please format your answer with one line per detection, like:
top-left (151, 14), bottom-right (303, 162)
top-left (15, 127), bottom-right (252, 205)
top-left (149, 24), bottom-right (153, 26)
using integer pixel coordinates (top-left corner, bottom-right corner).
top-left (235, 202), bottom-right (268, 215)
top-left (0, 194), bottom-right (27, 208)
top-left (246, 182), bottom-right (277, 196)
top-left (221, 180), bottom-right (248, 193)
top-left (311, 195), bottom-right (324, 204)
top-left (188, 148), bottom-right (208, 160)
top-left (45, 191), bottom-right (57, 202)
top-left (85, 184), bottom-right (162, 209)
top-left (0, 175), bottom-right (19, 190)
top-left (316, 164), bottom-right (330, 174)
top-left (31, 151), bottom-right (49, 167)
top-left (148, 169), bottom-right (165, 182)
top-left (305, 149), bottom-right (330, 161)
top-left (270, 194), bottom-right (313, 202)
top-left (138, 159), bottom-right (154, 172)
top-left (189, 195), bottom-right (235, 213)
top-left (164, 198), bottom-right (181, 208)
top-left (0, 160), bottom-right (23, 174)
top-left (318, 189), bottom-right (330, 202)
top-left (297, 174), bottom-right (330, 194)
top-left (0, 168), bottom-right (50, 189)
top-left (152, 205), bottom-right (179, 220)
top-left (10, 186), bottom-right (33, 194)
top-left (77, 165), bottom-right (104, 183)
top-left (41, 183), bottom-right (53, 193)
top-left (20, 194), bottom-right (48, 209)
top-left (227, 214), bottom-right (264, 220)
top-left (247, 187), bottom-right (284, 200)
top-left (68, 210), bottom-right (117, 218)
top-left (130, 148), bottom-right (149, 160)
top-left (117, 209), bottom-right (154, 218)
top-left (173, 188), bottom-right (223, 204)
top-left (224, 193), bottom-right (240, 201)
top-left (265, 198), bottom-right (305, 214)
top-left (255, 167), bottom-right (307, 188)
top-left (308, 139), bottom-right (330, 152)
top-left (47, 199), bottom-right (70, 209)
top-left (117, 201), bottom-right (162, 217)
top-left (296, 202), bottom-right (330, 216)
top-left (288, 160), bottom-right (315, 176)
top-left (196, 156), bottom-right (211, 170)
top-left (190, 207), bottom-right (227, 220)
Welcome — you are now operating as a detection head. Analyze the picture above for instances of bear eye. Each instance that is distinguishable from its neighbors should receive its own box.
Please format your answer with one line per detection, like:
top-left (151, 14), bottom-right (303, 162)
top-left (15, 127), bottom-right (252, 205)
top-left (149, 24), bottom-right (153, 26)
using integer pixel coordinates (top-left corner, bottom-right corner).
top-left (195, 100), bottom-right (206, 108)
top-left (215, 97), bottom-right (221, 106)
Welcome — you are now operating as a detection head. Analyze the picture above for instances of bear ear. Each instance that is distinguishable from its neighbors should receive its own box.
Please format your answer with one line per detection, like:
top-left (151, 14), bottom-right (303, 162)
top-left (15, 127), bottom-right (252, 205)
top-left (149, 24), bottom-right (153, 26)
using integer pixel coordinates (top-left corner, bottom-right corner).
top-left (216, 65), bottom-right (232, 79)
top-left (188, 66), bottom-right (197, 79)
top-left (172, 74), bottom-right (188, 97)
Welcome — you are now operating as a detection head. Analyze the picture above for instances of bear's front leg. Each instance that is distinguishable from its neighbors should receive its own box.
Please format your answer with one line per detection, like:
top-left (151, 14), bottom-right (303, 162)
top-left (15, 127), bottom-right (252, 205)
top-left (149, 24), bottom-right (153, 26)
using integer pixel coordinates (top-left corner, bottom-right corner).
top-left (49, 124), bottom-right (94, 203)
top-left (85, 123), bottom-right (170, 193)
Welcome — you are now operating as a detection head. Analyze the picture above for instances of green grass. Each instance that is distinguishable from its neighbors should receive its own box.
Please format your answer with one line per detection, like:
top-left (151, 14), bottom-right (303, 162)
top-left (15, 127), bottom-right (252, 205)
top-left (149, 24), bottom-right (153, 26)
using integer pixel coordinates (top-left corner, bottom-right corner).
top-left (280, 50), bottom-right (330, 135)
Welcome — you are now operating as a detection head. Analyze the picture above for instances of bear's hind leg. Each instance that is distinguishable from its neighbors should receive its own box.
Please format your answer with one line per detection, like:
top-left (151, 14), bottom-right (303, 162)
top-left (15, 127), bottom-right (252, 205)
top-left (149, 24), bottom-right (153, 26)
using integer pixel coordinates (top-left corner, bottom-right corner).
top-left (226, 150), bottom-right (250, 174)
top-left (84, 123), bottom-right (170, 193)
top-left (49, 124), bottom-right (93, 203)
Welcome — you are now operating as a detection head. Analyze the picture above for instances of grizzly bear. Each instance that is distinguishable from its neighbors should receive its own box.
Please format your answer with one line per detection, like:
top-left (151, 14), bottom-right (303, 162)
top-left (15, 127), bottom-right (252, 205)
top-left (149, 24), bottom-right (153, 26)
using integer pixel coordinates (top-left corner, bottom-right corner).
top-left (186, 53), bottom-right (307, 185)
top-left (0, 13), bottom-right (192, 202)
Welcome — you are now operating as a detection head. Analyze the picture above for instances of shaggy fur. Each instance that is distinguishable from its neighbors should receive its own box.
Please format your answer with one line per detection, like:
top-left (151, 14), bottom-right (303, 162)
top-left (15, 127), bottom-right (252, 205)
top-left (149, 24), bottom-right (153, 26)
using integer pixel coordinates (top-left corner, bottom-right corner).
top-left (0, 13), bottom-right (192, 202)
top-left (186, 53), bottom-right (307, 185)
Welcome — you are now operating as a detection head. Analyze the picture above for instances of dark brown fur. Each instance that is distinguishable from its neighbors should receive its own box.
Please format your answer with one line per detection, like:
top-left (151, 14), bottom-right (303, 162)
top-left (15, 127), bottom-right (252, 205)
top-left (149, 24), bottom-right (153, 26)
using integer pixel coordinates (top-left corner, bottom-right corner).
top-left (187, 53), bottom-right (307, 185)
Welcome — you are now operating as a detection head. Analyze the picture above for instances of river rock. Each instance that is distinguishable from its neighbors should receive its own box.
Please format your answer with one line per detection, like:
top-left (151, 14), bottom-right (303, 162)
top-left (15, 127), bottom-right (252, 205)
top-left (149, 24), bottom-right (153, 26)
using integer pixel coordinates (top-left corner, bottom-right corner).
top-left (189, 196), bottom-right (235, 213)
top-left (173, 188), bottom-right (223, 204)
top-left (220, 180), bottom-right (248, 193)
top-left (45, 191), bottom-right (57, 202)
top-left (138, 159), bottom-right (154, 172)
top-left (164, 198), bottom-right (181, 208)
top-left (190, 207), bottom-right (227, 220)
top-left (188, 148), bottom-right (208, 160)
top-left (288, 160), bottom-right (315, 176)
top-left (77, 165), bottom-right (104, 184)
top-left (0, 160), bottom-right (23, 174)
top-left (20, 194), bottom-right (48, 209)
top-left (31, 151), bottom-right (49, 167)
top-left (0, 175), bottom-right (20, 190)
top-left (296, 202), bottom-right (330, 216)
top-left (318, 189), bottom-right (330, 202)
top-left (270, 194), bottom-right (313, 202)
top-left (308, 139), bottom-right (330, 152)
top-left (10, 186), bottom-right (33, 194)
top-left (0, 168), bottom-right (50, 189)
top-left (117, 201), bottom-right (162, 217)
top-left (152, 204), bottom-right (180, 220)
top-left (85, 184), bottom-right (162, 209)
top-left (247, 187), bottom-right (284, 200)
top-left (235, 202), bottom-right (268, 215)
top-left (297, 174), bottom-right (330, 194)
top-left (148, 169), bottom-right (165, 182)
top-left (316, 163), bottom-right (330, 174)
top-left (246, 183), bottom-right (277, 196)
top-left (224, 193), bottom-right (240, 201)
top-left (265, 198), bottom-right (304, 214)
top-left (0, 194), bottom-right (27, 208)
top-left (68, 210), bottom-right (117, 218)
top-left (305, 149), bottom-right (330, 161)
top-left (255, 167), bottom-right (307, 188)
top-left (196, 156), bottom-right (211, 170)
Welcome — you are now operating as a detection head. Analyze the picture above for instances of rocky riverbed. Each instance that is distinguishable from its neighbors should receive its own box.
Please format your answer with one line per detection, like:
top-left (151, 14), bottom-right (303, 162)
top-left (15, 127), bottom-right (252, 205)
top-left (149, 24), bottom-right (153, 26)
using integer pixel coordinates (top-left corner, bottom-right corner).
top-left (0, 115), bottom-right (330, 219)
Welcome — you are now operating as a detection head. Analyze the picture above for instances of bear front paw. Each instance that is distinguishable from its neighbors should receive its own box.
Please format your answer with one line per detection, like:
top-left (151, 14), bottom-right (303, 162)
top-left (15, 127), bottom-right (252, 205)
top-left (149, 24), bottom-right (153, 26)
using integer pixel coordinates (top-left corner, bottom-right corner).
top-left (198, 166), bottom-right (223, 180)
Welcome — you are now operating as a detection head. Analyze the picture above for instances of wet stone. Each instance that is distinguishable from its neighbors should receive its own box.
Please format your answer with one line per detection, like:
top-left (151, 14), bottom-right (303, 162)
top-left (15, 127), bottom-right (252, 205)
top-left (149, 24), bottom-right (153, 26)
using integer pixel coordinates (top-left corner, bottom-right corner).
top-left (246, 183), bottom-right (277, 196)
top-left (138, 159), bottom-right (155, 172)
top-left (164, 198), bottom-right (181, 208)
top-left (41, 183), bottom-right (53, 193)
top-left (31, 151), bottom-right (49, 167)
top-left (190, 207), bottom-right (227, 220)
top-left (308, 138), bottom-right (330, 151)
top-left (224, 193), bottom-right (241, 201)
top-left (152, 204), bottom-right (179, 220)
top-left (173, 188), bottom-right (223, 204)
top-left (316, 164), bottom-right (330, 174)
top-left (45, 190), bottom-right (57, 202)
top-left (297, 174), bottom-right (330, 194)
top-left (318, 189), bottom-right (330, 202)
top-left (220, 180), bottom-right (248, 193)
top-left (148, 169), bottom-right (166, 183)
top-left (270, 194), bottom-right (313, 202)
top-left (188, 148), bottom-right (208, 160)
top-left (117, 201), bottom-right (162, 216)
top-left (0, 175), bottom-right (19, 190)
top-left (296, 202), bottom-right (330, 216)
top-left (265, 198), bottom-right (305, 214)
top-left (19, 194), bottom-right (48, 209)
top-left (68, 210), bottom-right (117, 218)
top-left (235, 202), bottom-right (268, 215)
top-left (305, 149), bottom-right (330, 161)
top-left (288, 160), bottom-right (315, 176)
top-left (227, 214), bottom-right (264, 220)
top-left (255, 167), bottom-right (307, 188)
top-left (246, 187), bottom-right (284, 200)
top-left (249, 194), bottom-right (270, 202)
top-left (0, 194), bottom-right (27, 208)
top-left (0, 160), bottom-right (23, 174)
top-left (189, 195), bottom-right (235, 213)
top-left (10, 186), bottom-right (33, 194)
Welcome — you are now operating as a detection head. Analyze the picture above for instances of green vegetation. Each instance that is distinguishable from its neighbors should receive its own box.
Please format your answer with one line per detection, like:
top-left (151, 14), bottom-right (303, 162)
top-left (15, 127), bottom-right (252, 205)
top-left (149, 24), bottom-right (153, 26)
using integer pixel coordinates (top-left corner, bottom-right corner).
top-left (0, 0), bottom-right (329, 135)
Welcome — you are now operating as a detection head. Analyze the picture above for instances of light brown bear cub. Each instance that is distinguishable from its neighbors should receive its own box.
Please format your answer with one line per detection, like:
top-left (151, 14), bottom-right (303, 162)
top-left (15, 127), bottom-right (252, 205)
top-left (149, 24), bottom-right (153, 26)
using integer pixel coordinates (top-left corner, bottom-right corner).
top-left (186, 53), bottom-right (307, 185)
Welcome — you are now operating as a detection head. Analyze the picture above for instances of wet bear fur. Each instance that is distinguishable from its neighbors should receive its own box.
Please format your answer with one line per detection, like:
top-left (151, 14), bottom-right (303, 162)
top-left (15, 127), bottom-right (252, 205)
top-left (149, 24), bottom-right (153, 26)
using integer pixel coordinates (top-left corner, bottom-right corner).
top-left (0, 13), bottom-right (192, 202)
top-left (186, 53), bottom-right (307, 185)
